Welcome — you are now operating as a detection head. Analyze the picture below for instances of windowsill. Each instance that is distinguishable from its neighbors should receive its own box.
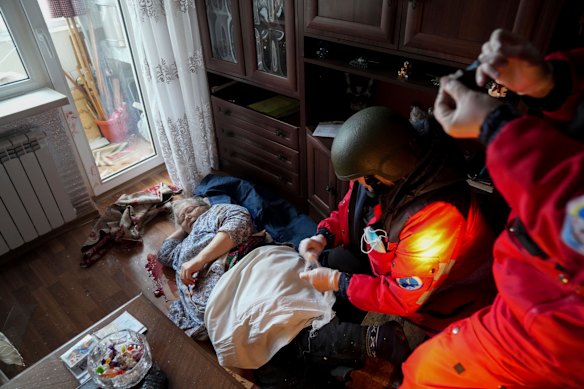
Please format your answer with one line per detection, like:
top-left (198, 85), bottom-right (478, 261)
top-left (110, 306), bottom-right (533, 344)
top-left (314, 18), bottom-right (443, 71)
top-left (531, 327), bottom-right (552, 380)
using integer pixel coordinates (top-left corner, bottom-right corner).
top-left (0, 87), bottom-right (69, 125)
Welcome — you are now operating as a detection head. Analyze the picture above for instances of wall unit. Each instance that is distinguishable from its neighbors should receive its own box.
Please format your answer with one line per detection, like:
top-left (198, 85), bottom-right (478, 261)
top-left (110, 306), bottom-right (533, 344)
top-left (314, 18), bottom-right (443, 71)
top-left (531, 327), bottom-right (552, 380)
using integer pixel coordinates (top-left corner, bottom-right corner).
top-left (196, 0), bottom-right (567, 220)
top-left (299, 0), bottom-right (564, 219)
top-left (303, 0), bottom-right (564, 65)
top-left (196, 0), bottom-right (303, 207)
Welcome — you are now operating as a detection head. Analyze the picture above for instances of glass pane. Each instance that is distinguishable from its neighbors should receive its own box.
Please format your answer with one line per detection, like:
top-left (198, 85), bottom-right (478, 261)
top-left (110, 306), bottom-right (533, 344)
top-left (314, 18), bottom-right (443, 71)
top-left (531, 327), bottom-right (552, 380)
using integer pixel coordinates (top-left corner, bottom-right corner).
top-left (38, 0), bottom-right (156, 181)
top-left (253, 0), bottom-right (286, 77)
top-left (205, 0), bottom-right (238, 63)
top-left (0, 9), bottom-right (28, 86)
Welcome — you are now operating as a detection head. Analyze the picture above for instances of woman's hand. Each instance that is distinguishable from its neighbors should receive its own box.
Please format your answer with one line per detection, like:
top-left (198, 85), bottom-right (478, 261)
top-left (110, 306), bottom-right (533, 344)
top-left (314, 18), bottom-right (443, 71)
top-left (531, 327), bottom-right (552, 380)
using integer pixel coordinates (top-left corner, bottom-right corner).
top-left (180, 216), bottom-right (193, 234)
top-left (179, 231), bottom-right (236, 286)
top-left (179, 255), bottom-right (206, 285)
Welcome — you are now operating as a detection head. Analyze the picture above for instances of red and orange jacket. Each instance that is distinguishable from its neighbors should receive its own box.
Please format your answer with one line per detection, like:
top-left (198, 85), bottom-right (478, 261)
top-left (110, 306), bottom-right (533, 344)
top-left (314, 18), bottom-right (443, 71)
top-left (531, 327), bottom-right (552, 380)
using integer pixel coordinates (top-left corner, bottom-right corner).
top-left (401, 49), bottom-right (584, 388)
top-left (318, 179), bottom-right (496, 332)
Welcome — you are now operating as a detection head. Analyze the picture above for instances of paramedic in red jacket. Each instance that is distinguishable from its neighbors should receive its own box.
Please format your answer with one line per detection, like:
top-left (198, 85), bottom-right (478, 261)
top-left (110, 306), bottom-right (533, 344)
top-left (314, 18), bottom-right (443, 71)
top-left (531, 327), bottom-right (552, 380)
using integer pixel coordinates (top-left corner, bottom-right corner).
top-left (299, 105), bottom-right (498, 335)
top-left (401, 29), bottom-right (584, 388)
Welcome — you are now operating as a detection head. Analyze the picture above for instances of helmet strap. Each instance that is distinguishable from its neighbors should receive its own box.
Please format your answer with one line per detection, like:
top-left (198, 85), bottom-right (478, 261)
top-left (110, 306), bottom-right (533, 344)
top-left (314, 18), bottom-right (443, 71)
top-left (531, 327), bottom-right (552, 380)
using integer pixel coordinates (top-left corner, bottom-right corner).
top-left (364, 176), bottom-right (386, 196)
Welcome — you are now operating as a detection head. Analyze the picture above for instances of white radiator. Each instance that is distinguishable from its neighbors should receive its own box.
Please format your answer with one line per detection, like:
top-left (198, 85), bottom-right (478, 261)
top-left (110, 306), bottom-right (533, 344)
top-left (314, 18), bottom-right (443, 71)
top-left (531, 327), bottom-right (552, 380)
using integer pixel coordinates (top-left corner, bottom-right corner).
top-left (0, 130), bottom-right (77, 255)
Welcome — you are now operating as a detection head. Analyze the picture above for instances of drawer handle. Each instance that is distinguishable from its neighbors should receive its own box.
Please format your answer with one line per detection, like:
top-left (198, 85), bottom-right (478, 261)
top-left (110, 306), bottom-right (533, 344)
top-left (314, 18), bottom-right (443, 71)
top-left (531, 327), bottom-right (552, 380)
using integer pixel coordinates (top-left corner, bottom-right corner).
top-left (277, 154), bottom-right (287, 162)
top-left (274, 129), bottom-right (285, 138)
top-left (219, 107), bottom-right (231, 116)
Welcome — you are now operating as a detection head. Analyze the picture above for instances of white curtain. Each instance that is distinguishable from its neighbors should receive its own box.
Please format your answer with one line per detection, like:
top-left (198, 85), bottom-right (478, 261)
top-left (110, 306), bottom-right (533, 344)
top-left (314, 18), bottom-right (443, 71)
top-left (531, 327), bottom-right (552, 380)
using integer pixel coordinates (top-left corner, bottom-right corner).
top-left (127, 0), bottom-right (217, 195)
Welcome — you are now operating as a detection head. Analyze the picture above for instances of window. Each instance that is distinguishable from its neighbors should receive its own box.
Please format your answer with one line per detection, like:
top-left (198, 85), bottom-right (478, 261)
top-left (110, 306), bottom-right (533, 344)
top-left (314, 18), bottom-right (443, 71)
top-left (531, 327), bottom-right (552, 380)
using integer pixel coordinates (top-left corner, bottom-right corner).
top-left (0, 0), bottom-right (48, 100)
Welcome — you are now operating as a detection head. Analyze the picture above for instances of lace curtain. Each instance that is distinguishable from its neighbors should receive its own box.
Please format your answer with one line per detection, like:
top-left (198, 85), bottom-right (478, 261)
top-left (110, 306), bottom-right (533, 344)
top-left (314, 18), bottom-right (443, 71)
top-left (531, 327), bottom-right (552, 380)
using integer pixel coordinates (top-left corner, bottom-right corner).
top-left (127, 0), bottom-right (217, 195)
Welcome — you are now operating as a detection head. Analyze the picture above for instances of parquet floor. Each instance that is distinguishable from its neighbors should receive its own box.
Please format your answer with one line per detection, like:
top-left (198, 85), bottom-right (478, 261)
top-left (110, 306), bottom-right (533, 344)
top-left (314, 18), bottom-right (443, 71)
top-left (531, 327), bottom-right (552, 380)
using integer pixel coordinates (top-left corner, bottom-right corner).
top-left (0, 167), bottom-right (178, 379)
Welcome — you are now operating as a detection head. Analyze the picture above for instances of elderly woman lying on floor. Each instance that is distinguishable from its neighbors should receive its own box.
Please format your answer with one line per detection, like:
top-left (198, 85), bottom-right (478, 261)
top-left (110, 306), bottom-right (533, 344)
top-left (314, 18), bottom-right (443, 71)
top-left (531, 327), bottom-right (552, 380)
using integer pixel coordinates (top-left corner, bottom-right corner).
top-left (158, 197), bottom-right (408, 387)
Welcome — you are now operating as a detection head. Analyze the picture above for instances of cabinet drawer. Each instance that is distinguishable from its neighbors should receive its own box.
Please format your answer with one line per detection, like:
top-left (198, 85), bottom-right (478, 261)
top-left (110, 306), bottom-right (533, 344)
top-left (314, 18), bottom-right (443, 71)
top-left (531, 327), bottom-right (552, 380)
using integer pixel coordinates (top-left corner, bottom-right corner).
top-left (212, 96), bottom-right (299, 150)
top-left (219, 149), bottom-right (300, 197)
top-left (216, 120), bottom-right (299, 172)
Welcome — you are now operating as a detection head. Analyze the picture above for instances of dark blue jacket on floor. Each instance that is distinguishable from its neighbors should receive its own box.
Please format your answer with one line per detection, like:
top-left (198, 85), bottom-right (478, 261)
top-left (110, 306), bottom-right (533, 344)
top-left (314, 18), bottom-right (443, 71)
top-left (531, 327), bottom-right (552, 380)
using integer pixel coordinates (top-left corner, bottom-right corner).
top-left (195, 174), bottom-right (316, 249)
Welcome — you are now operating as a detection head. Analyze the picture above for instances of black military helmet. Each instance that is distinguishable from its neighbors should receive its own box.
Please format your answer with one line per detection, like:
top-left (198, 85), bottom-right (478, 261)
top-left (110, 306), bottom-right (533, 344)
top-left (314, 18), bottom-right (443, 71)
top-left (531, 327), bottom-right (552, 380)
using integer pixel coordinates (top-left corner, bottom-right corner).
top-left (331, 106), bottom-right (420, 181)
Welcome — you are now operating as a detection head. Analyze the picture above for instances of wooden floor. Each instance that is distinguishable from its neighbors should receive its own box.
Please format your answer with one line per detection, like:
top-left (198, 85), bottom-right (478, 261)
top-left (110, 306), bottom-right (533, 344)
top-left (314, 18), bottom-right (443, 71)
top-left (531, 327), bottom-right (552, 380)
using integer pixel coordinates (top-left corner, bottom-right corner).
top-left (0, 167), bottom-right (179, 379)
top-left (0, 167), bottom-right (394, 387)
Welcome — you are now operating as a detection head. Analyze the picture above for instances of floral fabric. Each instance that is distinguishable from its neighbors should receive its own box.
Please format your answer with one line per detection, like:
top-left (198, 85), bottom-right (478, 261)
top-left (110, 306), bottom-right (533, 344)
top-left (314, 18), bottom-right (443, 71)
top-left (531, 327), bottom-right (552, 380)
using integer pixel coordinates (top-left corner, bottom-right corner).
top-left (127, 0), bottom-right (216, 195)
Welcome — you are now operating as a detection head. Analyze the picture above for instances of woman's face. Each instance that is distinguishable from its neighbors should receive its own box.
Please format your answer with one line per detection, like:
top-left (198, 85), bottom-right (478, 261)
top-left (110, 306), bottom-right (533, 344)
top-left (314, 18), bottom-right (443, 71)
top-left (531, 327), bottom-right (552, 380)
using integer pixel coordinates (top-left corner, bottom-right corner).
top-left (178, 203), bottom-right (207, 233)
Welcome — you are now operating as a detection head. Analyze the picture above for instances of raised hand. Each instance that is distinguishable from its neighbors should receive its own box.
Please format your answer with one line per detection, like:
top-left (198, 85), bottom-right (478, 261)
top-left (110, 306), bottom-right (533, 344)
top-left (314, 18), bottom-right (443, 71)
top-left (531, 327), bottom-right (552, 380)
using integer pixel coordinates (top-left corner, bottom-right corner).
top-left (476, 29), bottom-right (554, 98)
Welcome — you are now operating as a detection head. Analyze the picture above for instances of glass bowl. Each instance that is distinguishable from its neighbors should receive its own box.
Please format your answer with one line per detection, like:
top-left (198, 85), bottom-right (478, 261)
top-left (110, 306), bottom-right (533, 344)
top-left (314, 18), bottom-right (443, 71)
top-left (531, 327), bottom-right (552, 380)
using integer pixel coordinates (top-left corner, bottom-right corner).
top-left (87, 329), bottom-right (152, 388)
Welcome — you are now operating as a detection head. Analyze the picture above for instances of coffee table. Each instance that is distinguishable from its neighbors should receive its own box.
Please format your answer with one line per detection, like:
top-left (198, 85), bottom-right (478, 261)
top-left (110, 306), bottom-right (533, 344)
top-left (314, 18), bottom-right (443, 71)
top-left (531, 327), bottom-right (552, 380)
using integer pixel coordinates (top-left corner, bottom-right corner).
top-left (3, 293), bottom-right (244, 388)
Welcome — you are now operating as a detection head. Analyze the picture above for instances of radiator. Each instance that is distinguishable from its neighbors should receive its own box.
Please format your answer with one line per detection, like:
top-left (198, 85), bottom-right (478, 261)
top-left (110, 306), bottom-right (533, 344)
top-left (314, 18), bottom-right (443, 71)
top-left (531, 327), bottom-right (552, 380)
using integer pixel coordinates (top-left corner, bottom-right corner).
top-left (0, 130), bottom-right (77, 255)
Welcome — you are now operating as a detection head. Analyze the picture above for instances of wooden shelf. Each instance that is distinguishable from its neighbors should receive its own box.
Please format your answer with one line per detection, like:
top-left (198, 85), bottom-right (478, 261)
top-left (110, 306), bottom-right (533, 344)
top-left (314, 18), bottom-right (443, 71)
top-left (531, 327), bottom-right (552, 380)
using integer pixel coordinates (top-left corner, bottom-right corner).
top-left (304, 57), bottom-right (439, 93)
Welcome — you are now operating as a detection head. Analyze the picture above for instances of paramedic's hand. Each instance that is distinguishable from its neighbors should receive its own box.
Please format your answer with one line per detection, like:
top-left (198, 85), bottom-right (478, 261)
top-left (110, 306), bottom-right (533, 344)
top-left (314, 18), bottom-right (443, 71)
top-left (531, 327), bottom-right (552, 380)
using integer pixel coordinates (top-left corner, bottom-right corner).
top-left (180, 256), bottom-right (205, 285)
top-left (303, 251), bottom-right (320, 271)
top-left (434, 76), bottom-right (502, 138)
top-left (476, 29), bottom-right (553, 98)
top-left (299, 267), bottom-right (340, 292)
top-left (299, 234), bottom-right (327, 260)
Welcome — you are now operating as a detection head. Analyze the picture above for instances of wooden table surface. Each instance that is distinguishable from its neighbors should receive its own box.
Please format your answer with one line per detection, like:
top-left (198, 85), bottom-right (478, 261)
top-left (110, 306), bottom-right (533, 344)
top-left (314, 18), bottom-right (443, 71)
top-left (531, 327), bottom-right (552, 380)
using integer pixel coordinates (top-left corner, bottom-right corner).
top-left (4, 293), bottom-right (243, 388)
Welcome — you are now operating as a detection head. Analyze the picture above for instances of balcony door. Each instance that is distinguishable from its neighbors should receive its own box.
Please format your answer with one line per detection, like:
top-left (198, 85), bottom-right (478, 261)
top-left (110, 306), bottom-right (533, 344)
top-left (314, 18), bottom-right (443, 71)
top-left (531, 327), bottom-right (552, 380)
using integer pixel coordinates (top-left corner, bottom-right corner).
top-left (29, 0), bottom-right (163, 196)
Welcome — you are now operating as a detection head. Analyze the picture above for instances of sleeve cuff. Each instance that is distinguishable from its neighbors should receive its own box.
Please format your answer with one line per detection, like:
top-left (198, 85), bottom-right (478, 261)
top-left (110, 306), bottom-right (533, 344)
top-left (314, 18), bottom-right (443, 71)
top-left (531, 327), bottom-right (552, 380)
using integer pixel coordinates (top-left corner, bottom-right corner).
top-left (335, 272), bottom-right (351, 299)
top-left (479, 103), bottom-right (521, 145)
top-left (316, 227), bottom-right (335, 248)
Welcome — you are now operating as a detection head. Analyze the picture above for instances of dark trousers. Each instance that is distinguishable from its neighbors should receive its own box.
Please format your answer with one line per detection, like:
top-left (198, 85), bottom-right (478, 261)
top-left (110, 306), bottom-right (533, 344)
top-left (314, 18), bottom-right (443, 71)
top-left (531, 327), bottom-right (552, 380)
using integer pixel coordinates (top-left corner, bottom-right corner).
top-left (254, 317), bottom-right (366, 388)
top-left (254, 247), bottom-right (378, 388)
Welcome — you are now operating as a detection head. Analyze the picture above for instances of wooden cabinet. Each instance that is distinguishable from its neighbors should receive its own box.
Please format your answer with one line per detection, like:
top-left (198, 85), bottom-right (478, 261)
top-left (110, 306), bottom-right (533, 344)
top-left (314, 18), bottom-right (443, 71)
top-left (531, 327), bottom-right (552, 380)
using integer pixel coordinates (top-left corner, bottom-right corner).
top-left (197, 1), bottom-right (568, 219)
top-left (196, 1), bottom-right (302, 207)
top-left (197, 0), bottom-right (297, 95)
top-left (399, 0), bottom-right (564, 64)
top-left (306, 133), bottom-right (348, 220)
top-left (303, 0), bottom-right (399, 50)
top-left (196, 0), bottom-right (246, 77)
top-left (299, 0), bottom-right (563, 218)
top-left (211, 93), bottom-right (302, 200)
top-left (302, 0), bottom-right (564, 65)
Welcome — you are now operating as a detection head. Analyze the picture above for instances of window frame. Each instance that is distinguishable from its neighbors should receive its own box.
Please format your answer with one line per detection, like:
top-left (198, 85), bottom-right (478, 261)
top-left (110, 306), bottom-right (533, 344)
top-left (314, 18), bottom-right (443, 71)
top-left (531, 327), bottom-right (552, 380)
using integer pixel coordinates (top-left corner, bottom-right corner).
top-left (0, 0), bottom-right (49, 100)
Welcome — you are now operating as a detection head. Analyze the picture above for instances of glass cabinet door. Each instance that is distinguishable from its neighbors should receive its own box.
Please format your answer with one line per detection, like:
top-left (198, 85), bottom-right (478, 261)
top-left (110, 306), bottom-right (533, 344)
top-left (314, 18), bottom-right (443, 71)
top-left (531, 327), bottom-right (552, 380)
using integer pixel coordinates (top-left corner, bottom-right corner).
top-left (197, 0), bottom-right (246, 77)
top-left (242, 0), bottom-right (296, 94)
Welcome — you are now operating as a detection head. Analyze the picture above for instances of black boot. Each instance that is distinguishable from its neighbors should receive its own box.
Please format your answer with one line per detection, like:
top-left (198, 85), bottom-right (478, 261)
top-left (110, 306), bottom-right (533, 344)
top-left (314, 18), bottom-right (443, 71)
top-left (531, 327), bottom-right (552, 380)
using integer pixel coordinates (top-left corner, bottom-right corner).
top-left (365, 320), bottom-right (411, 366)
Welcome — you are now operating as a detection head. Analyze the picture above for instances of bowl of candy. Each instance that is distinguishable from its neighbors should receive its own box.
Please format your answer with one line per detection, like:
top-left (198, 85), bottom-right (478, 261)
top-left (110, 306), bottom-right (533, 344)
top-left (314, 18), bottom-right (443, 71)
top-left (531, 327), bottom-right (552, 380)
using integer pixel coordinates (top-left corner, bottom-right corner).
top-left (87, 329), bottom-right (152, 388)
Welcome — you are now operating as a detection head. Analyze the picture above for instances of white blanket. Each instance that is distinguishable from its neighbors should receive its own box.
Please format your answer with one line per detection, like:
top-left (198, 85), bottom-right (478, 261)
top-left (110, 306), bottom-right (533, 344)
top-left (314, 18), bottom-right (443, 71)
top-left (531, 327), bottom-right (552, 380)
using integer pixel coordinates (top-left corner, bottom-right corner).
top-left (204, 245), bottom-right (336, 369)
